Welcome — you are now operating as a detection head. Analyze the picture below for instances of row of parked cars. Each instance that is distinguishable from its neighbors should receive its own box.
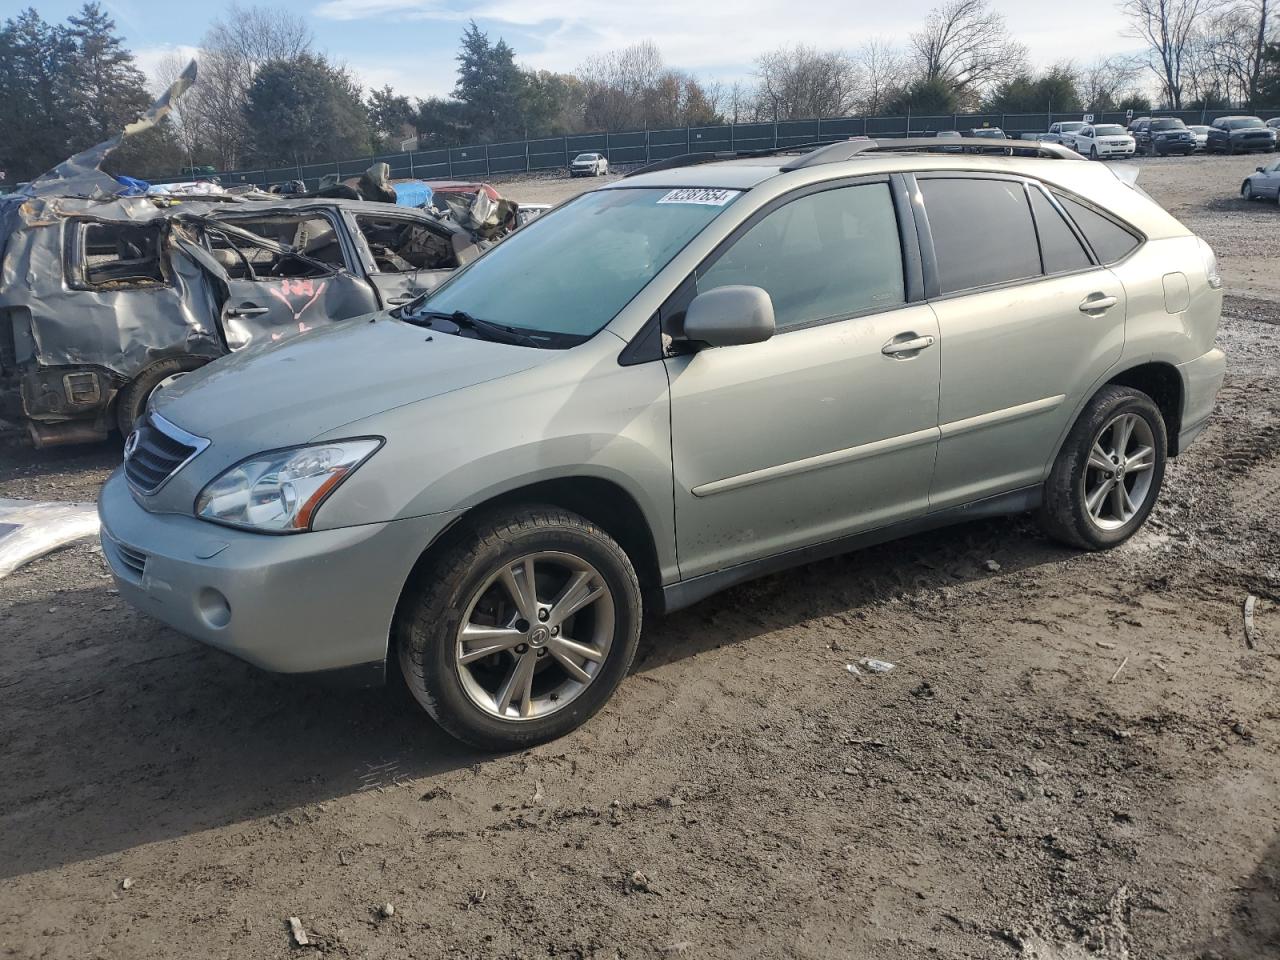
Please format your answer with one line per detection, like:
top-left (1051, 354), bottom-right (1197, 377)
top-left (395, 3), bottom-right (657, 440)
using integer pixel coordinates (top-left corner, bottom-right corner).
top-left (1041, 116), bottom-right (1279, 159)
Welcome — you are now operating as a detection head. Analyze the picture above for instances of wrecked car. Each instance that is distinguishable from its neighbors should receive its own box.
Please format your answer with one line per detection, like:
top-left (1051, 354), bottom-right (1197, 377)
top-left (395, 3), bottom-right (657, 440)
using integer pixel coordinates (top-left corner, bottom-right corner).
top-left (0, 194), bottom-right (482, 446)
top-left (0, 64), bottom-right (484, 447)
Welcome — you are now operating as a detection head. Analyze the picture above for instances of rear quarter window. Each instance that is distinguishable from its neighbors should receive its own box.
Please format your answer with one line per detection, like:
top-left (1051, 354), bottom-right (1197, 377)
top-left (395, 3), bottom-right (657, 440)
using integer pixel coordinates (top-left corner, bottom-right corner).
top-left (1053, 194), bottom-right (1142, 264)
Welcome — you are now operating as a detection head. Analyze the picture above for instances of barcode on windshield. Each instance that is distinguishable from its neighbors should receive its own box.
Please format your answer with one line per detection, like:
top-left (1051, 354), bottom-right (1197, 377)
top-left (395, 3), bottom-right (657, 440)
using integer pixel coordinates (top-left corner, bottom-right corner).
top-left (657, 188), bottom-right (739, 206)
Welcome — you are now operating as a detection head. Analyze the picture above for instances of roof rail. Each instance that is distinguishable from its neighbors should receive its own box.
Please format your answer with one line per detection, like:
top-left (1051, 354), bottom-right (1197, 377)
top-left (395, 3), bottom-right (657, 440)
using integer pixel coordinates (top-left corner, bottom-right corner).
top-left (779, 137), bottom-right (1082, 170)
top-left (624, 141), bottom-right (832, 178)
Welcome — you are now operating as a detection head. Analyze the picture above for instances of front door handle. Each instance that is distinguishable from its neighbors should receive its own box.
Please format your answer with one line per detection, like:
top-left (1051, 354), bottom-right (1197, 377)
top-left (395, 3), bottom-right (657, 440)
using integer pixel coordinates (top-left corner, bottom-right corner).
top-left (1079, 294), bottom-right (1118, 313)
top-left (881, 334), bottom-right (936, 357)
top-left (387, 295), bottom-right (415, 305)
top-left (226, 304), bottom-right (269, 318)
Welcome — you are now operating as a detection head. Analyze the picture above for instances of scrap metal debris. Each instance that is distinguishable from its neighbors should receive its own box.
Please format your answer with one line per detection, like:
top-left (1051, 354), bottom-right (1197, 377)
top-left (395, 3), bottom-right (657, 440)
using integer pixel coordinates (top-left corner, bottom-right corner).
top-left (858, 658), bottom-right (896, 674)
top-left (0, 499), bottom-right (99, 578)
top-left (1244, 594), bottom-right (1259, 648)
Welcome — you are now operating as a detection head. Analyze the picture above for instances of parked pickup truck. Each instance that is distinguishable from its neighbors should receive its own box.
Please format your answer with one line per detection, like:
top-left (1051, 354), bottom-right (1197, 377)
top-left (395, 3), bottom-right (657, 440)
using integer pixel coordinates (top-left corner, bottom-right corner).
top-left (0, 195), bottom-right (481, 446)
top-left (1041, 121), bottom-right (1088, 149)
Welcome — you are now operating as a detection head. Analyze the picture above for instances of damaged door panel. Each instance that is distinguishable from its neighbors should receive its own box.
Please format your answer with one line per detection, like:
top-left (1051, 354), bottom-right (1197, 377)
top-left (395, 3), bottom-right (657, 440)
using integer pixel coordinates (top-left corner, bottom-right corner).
top-left (195, 212), bottom-right (379, 348)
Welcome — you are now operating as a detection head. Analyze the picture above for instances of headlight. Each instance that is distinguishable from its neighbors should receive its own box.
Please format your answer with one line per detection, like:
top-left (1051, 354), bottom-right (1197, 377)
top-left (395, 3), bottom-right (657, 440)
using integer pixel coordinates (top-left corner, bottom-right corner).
top-left (195, 439), bottom-right (382, 532)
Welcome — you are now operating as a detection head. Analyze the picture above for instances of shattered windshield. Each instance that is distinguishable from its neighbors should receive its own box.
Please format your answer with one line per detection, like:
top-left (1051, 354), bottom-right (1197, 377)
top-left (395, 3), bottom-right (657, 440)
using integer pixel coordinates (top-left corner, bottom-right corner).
top-left (408, 187), bottom-right (739, 343)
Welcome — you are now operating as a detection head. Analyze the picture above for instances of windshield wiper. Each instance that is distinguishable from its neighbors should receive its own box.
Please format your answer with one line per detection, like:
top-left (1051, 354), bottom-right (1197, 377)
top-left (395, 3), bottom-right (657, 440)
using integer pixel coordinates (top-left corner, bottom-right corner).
top-left (403, 308), bottom-right (541, 347)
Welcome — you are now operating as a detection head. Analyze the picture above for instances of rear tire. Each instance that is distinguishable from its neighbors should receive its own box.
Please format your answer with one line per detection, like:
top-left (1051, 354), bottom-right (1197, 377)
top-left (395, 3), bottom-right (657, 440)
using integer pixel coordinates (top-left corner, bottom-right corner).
top-left (115, 357), bottom-right (206, 435)
top-left (396, 505), bottom-right (643, 750)
top-left (1037, 386), bottom-right (1167, 551)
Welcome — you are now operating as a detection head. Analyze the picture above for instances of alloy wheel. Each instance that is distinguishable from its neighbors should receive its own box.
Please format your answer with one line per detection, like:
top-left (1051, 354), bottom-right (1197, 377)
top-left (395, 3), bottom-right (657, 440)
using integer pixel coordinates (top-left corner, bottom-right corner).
top-left (1081, 413), bottom-right (1157, 531)
top-left (454, 551), bottom-right (615, 720)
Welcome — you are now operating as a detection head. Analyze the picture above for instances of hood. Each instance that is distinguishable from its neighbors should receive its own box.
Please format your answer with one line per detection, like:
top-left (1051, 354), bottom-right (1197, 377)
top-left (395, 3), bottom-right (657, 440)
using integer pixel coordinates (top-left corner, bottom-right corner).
top-left (152, 314), bottom-right (552, 455)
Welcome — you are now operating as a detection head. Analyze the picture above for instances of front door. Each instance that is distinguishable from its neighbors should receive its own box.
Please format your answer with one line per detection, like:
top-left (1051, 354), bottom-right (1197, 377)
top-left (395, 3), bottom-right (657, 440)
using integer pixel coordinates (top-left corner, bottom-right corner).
top-left (915, 176), bottom-right (1129, 509)
top-left (346, 211), bottom-right (462, 308)
top-left (665, 180), bottom-right (941, 580)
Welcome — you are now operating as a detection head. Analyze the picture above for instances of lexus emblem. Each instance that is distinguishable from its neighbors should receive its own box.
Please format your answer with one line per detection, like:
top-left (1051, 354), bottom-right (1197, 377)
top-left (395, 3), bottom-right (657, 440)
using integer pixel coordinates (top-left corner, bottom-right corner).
top-left (123, 430), bottom-right (140, 460)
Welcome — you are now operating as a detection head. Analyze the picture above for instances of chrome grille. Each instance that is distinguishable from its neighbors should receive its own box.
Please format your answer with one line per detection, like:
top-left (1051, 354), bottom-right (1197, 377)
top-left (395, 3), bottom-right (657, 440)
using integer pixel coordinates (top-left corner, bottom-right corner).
top-left (124, 413), bottom-right (209, 495)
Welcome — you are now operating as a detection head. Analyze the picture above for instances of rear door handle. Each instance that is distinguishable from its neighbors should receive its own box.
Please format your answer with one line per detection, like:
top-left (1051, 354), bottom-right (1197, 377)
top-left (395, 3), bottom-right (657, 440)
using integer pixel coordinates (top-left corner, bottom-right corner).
top-left (881, 334), bottom-right (936, 357)
top-left (1079, 294), bottom-right (1118, 313)
top-left (226, 304), bottom-right (269, 318)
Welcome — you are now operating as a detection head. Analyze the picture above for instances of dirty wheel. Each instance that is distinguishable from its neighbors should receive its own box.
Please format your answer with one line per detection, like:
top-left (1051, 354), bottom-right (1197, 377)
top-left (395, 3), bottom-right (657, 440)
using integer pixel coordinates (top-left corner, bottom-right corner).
top-left (1090, 145), bottom-right (1099, 160)
top-left (397, 506), bottom-right (642, 750)
top-left (115, 358), bottom-right (207, 435)
top-left (1037, 385), bottom-right (1167, 551)
top-left (1243, 181), bottom-right (1255, 200)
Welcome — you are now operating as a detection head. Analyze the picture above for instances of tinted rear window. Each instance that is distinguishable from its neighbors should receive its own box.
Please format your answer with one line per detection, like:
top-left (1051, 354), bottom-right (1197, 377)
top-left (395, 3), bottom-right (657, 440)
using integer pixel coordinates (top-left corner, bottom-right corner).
top-left (1054, 195), bottom-right (1141, 264)
top-left (919, 178), bottom-right (1040, 293)
top-left (1028, 188), bottom-right (1091, 274)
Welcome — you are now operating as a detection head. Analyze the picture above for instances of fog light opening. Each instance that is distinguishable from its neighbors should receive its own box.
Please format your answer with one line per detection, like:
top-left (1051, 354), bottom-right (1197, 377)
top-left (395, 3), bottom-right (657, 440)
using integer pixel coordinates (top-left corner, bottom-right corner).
top-left (197, 588), bottom-right (231, 629)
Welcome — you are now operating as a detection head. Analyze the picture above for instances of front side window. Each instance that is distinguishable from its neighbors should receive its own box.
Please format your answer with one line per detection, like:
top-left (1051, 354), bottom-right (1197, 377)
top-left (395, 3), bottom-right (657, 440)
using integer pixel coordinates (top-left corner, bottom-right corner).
top-left (416, 187), bottom-right (737, 340)
top-left (697, 182), bottom-right (905, 330)
top-left (206, 215), bottom-right (345, 280)
top-left (354, 215), bottom-right (457, 273)
top-left (919, 177), bottom-right (1041, 294)
top-left (1053, 194), bottom-right (1141, 264)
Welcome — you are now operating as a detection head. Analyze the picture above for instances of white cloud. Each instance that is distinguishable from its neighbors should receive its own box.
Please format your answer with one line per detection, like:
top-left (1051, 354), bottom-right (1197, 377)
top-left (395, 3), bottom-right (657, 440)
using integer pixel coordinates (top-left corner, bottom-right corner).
top-left (311, 0), bottom-right (1135, 82)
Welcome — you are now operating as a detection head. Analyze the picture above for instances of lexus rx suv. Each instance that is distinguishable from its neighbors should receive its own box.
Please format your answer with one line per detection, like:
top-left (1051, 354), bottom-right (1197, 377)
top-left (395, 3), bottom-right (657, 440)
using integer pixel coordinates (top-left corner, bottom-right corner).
top-left (100, 138), bottom-right (1226, 749)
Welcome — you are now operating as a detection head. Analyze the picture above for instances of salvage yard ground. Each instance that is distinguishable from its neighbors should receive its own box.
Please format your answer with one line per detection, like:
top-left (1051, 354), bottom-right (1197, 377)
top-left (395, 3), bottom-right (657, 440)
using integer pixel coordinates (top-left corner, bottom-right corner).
top-left (1, 154), bottom-right (1279, 959)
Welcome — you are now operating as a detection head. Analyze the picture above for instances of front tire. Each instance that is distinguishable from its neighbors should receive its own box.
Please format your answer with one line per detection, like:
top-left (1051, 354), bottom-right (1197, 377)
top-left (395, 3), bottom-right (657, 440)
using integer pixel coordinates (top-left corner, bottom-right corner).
top-left (1037, 386), bottom-right (1167, 550)
top-left (1090, 146), bottom-right (1099, 160)
top-left (1243, 181), bottom-right (1255, 200)
top-left (397, 506), bottom-right (642, 750)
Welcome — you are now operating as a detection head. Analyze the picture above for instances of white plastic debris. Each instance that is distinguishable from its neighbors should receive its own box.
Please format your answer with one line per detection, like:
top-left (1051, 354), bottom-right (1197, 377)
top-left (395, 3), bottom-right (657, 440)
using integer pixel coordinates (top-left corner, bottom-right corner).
top-left (0, 499), bottom-right (100, 579)
top-left (844, 663), bottom-right (862, 675)
top-left (287, 917), bottom-right (309, 946)
top-left (857, 658), bottom-right (896, 674)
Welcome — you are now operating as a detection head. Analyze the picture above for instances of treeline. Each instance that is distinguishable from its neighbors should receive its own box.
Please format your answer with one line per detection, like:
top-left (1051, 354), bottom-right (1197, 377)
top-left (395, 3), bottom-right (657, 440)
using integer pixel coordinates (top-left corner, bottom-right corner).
top-left (2, 0), bottom-right (1279, 183)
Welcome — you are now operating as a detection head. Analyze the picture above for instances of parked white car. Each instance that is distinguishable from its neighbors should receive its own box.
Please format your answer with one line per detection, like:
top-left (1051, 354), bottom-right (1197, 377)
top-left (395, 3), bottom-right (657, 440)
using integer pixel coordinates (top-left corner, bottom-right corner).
top-left (569, 153), bottom-right (609, 177)
top-left (1072, 124), bottom-right (1136, 160)
top-left (1188, 125), bottom-right (1211, 151)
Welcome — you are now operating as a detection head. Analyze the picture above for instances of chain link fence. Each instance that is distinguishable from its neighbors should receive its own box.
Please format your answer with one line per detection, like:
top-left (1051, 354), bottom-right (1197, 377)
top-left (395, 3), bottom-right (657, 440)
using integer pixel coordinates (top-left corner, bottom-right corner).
top-left (168, 108), bottom-right (1280, 191)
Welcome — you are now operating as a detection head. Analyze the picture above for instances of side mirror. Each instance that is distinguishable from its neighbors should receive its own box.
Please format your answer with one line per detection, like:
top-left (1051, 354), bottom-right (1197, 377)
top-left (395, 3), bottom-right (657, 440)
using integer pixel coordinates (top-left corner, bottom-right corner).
top-left (682, 285), bottom-right (776, 348)
top-left (1257, 165), bottom-right (1266, 172)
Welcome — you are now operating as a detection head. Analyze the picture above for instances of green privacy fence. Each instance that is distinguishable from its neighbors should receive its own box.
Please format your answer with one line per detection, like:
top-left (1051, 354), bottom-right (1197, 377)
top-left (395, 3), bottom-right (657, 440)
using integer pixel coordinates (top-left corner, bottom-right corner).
top-left (161, 108), bottom-right (1280, 190)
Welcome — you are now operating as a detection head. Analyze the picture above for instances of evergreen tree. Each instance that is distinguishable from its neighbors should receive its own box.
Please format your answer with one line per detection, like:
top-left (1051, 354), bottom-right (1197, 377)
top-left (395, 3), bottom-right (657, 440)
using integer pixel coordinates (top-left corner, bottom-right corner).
top-left (65, 2), bottom-right (150, 141)
top-left (453, 20), bottom-right (526, 140)
top-left (243, 54), bottom-right (370, 165)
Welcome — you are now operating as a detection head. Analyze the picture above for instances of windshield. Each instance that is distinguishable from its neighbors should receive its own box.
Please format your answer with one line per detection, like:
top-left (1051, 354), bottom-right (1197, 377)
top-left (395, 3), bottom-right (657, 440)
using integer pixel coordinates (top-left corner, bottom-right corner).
top-left (1094, 125), bottom-right (1126, 136)
top-left (409, 187), bottom-right (739, 341)
top-left (1150, 119), bottom-right (1186, 130)
top-left (574, 154), bottom-right (599, 161)
top-left (1227, 118), bottom-right (1264, 129)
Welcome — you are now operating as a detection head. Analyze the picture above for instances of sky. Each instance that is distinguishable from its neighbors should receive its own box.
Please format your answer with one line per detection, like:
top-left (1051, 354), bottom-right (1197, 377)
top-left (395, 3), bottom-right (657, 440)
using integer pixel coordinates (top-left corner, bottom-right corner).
top-left (26, 0), bottom-right (1144, 101)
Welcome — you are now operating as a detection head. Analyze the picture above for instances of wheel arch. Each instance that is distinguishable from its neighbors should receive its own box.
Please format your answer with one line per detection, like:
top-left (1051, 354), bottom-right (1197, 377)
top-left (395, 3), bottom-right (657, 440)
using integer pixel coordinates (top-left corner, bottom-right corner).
top-left (1104, 361), bottom-right (1184, 454)
top-left (391, 475), bottom-right (666, 653)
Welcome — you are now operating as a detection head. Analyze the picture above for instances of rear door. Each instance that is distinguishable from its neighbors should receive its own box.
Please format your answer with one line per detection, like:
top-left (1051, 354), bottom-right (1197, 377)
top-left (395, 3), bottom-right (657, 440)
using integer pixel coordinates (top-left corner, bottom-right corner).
top-left (342, 210), bottom-right (463, 308)
top-left (203, 210), bottom-right (379, 348)
top-left (915, 174), bottom-right (1129, 510)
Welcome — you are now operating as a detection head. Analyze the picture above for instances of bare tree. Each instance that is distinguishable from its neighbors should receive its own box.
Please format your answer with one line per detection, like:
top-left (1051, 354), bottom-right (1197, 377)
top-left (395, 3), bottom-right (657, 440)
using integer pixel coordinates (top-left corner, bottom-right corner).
top-left (753, 44), bottom-right (863, 120)
top-left (577, 41), bottom-right (723, 129)
top-left (1077, 55), bottom-right (1143, 109)
top-left (855, 39), bottom-right (908, 116)
top-left (909, 0), bottom-right (1027, 103)
top-left (172, 4), bottom-right (314, 168)
top-left (1122, 0), bottom-right (1223, 107)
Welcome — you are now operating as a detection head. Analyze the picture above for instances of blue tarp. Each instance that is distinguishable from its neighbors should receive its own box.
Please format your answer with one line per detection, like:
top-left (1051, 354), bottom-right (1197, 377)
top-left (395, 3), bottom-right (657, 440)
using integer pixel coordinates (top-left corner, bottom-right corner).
top-left (114, 175), bottom-right (151, 196)
top-left (394, 181), bottom-right (433, 208)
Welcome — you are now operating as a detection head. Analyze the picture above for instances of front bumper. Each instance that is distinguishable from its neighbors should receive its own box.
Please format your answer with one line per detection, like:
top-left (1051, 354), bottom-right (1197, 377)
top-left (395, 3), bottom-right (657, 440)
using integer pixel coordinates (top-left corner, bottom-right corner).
top-left (1176, 348), bottom-right (1227, 453)
top-left (98, 470), bottom-right (458, 674)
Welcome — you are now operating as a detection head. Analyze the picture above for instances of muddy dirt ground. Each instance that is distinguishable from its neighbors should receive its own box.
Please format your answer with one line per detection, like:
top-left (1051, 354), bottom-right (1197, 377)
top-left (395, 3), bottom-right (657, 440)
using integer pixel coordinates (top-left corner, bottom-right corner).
top-left (1, 154), bottom-right (1278, 960)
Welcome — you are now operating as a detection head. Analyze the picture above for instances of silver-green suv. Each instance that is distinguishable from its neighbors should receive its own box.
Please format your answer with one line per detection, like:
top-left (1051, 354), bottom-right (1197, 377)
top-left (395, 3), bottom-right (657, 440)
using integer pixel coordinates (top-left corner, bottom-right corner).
top-left (99, 139), bottom-right (1226, 749)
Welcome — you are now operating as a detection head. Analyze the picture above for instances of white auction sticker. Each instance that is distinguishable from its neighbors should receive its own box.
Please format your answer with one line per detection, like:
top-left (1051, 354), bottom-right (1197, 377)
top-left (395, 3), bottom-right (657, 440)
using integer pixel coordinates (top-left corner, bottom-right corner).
top-left (656, 188), bottom-right (739, 206)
